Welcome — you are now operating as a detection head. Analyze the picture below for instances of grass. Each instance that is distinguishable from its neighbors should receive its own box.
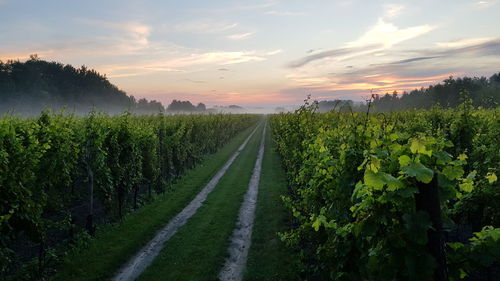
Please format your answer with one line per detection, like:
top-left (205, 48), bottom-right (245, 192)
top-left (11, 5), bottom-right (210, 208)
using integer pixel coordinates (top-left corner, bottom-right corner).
top-left (51, 123), bottom-right (259, 281)
top-left (243, 125), bottom-right (300, 281)
top-left (136, 122), bottom-right (264, 281)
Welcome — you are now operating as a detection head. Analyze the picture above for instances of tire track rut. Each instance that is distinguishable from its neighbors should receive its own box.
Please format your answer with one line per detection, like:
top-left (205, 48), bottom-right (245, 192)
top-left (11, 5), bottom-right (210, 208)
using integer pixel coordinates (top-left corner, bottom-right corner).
top-left (219, 121), bottom-right (266, 281)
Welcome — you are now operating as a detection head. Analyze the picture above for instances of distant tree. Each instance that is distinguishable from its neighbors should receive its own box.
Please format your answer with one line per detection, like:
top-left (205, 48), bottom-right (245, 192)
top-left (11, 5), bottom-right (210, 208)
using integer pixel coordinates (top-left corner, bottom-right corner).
top-left (148, 100), bottom-right (165, 112)
top-left (135, 98), bottom-right (164, 113)
top-left (491, 73), bottom-right (500, 85)
top-left (275, 107), bottom-right (285, 113)
top-left (196, 103), bottom-right (206, 111)
top-left (167, 100), bottom-right (196, 111)
top-left (317, 100), bottom-right (353, 113)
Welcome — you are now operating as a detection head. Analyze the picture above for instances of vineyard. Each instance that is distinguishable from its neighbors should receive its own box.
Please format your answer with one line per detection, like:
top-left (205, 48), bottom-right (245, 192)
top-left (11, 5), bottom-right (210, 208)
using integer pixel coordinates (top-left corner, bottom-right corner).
top-left (1, 102), bottom-right (499, 281)
top-left (270, 100), bottom-right (500, 280)
top-left (3, 0), bottom-right (500, 279)
top-left (0, 112), bottom-right (258, 279)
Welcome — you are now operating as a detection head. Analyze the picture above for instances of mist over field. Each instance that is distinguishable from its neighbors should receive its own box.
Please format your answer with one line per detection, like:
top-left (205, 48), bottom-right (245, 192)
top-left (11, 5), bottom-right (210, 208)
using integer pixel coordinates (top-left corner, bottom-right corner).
top-left (1, 56), bottom-right (499, 116)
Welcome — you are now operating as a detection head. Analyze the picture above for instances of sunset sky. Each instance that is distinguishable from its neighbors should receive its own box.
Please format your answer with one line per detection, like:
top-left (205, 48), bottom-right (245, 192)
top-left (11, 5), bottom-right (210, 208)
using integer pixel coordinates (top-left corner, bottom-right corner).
top-left (1, 0), bottom-right (500, 107)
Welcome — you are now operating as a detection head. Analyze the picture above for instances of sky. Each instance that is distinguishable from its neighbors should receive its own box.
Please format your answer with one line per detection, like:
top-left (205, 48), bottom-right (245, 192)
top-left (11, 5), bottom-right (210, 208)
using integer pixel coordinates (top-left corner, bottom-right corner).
top-left (1, 0), bottom-right (500, 108)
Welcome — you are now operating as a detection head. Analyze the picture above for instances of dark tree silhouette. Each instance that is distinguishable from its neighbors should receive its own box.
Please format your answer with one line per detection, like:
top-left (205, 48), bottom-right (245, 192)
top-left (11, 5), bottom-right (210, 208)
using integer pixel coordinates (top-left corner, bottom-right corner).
top-left (317, 100), bottom-right (354, 113)
top-left (196, 102), bottom-right (206, 111)
top-left (360, 74), bottom-right (500, 112)
top-left (0, 56), bottom-right (165, 115)
top-left (166, 100), bottom-right (207, 112)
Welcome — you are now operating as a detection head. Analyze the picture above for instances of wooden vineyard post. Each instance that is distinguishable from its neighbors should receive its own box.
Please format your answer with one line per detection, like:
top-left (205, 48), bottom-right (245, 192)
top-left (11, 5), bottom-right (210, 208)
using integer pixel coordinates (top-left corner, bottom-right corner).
top-left (84, 139), bottom-right (95, 235)
top-left (415, 177), bottom-right (448, 281)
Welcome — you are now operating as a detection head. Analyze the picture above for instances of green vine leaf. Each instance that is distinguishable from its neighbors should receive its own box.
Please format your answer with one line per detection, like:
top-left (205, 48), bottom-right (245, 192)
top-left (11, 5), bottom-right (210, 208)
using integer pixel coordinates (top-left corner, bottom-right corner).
top-left (402, 162), bottom-right (434, 183)
top-left (442, 165), bottom-right (464, 180)
top-left (486, 172), bottom-right (498, 184)
top-left (399, 155), bottom-right (411, 167)
top-left (410, 139), bottom-right (432, 157)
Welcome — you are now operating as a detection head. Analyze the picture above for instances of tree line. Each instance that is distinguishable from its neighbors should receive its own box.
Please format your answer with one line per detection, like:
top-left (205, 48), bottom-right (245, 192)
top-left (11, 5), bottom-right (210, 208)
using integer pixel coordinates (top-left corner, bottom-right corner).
top-left (167, 100), bottom-right (206, 112)
top-left (369, 73), bottom-right (500, 111)
top-left (0, 55), bottom-right (164, 115)
top-left (317, 73), bottom-right (500, 113)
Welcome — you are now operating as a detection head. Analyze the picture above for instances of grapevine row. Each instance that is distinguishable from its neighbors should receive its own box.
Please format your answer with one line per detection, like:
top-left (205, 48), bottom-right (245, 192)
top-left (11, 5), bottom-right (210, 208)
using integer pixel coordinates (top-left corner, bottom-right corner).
top-left (270, 101), bottom-right (499, 281)
top-left (0, 111), bottom-right (258, 278)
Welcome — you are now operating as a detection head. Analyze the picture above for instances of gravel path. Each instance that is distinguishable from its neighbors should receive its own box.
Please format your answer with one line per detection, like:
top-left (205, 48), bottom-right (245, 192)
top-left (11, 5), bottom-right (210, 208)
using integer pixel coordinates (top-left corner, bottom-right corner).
top-left (219, 122), bottom-right (266, 281)
top-left (112, 124), bottom-right (261, 281)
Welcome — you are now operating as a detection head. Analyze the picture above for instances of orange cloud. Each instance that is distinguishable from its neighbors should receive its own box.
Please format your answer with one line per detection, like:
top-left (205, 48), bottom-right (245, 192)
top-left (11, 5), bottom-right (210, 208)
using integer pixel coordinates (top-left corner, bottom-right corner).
top-left (288, 73), bottom-right (462, 96)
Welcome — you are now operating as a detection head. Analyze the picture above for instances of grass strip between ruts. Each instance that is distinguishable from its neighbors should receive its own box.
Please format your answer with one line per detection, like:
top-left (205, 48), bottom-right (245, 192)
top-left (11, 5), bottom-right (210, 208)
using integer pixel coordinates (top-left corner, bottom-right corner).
top-left (243, 124), bottom-right (300, 281)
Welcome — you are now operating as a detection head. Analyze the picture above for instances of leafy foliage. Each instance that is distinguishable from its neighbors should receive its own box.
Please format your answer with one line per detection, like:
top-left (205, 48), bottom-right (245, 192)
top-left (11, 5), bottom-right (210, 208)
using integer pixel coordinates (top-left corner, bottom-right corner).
top-left (0, 112), bottom-right (258, 280)
top-left (271, 101), bottom-right (499, 281)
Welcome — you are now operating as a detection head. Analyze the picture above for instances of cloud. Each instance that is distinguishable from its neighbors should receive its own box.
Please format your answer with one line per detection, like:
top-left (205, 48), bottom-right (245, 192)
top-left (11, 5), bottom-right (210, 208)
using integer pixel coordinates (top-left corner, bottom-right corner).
top-left (285, 73), bottom-right (334, 88)
top-left (188, 51), bottom-right (265, 65)
top-left (227, 32), bottom-right (255, 40)
top-left (284, 72), bottom-right (460, 98)
top-left (289, 19), bottom-right (435, 68)
top-left (388, 56), bottom-right (441, 64)
top-left (0, 30), bottom-right (159, 61)
top-left (284, 37), bottom-right (500, 100)
top-left (436, 37), bottom-right (494, 48)
top-left (348, 19), bottom-right (435, 49)
top-left (473, 0), bottom-right (500, 8)
top-left (70, 19), bottom-right (154, 54)
top-left (121, 22), bottom-right (151, 47)
top-left (420, 38), bottom-right (500, 57)
top-left (202, 1), bottom-right (277, 13)
top-left (102, 50), bottom-right (268, 78)
top-left (0, 46), bottom-right (269, 79)
top-left (383, 4), bottom-right (405, 19)
top-left (288, 44), bottom-right (381, 68)
top-left (103, 67), bottom-right (184, 78)
top-left (342, 38), bottom-right (500, 80)
top-left (336, 1), bottom-right (355, 7)
top-left (159, 19), bottom-right (238, 34)
top-left (334, 61), bottom-right (452, 83)
top-left (289, 38), bottom-right (500, 71)
top-left (79, 19), bottom-right (151, 37)
top-left (184, 79), bottom-right (206, 84)
top-left (265, 49), bottom-right (282, 56)
top-left (0, 14), bottom-right (280, 79)
top-left (170, 20), bottom-right (237, 33)
top-left (264, 10), bottom-right (305, 16)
